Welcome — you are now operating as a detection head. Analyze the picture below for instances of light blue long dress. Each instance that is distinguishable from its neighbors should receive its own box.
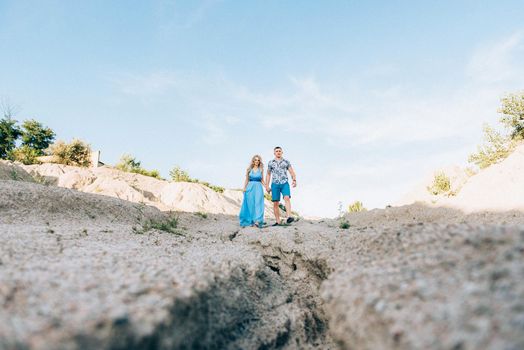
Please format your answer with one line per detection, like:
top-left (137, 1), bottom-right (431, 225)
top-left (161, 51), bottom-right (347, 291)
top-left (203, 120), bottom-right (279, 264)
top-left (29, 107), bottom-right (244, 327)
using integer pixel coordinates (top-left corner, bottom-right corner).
top-left (239, 169), bottom-right (265, 227)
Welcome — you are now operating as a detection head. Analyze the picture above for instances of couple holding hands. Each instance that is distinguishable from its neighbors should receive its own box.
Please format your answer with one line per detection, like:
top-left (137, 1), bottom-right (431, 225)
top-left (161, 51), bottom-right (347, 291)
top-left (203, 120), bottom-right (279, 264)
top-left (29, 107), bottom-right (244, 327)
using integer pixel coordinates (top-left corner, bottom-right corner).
top-left (239, 146), bottom-right (297, 227)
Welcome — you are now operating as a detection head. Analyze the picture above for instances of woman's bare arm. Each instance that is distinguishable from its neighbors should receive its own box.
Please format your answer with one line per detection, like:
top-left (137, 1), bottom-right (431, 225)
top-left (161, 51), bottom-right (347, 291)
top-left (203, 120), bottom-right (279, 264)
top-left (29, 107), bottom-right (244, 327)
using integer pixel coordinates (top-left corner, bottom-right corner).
top-left (243, 173), bottom-right (249, 192)
top-left (265, 168), bottom-right (271, 191)
top-left (260, 166), bottom-right (267, 187)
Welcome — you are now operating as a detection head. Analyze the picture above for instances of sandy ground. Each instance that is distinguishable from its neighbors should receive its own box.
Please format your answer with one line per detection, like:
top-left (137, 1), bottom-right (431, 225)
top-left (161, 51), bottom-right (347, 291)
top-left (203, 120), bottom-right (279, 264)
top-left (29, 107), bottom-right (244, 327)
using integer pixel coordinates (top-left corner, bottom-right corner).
top-left (1, 148), bottom-right (524, 349)
top-left (1, 175), bottom-right (523, 349)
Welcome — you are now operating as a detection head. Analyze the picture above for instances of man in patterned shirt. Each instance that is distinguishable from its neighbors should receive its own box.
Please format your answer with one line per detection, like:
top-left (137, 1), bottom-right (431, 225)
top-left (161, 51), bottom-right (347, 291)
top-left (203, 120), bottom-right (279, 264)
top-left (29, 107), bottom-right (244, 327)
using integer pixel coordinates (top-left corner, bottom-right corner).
top-left (265, 146), bottom-right (297, 226)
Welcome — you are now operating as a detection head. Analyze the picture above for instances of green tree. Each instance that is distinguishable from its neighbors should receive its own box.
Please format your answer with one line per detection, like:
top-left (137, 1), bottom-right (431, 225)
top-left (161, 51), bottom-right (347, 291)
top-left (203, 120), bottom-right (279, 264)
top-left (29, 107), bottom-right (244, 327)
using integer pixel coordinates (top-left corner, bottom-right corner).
top-left (499, 92), bottom-right (524, 140)
top-left (20, 119), bottom-right (55, 155)
top-left (0, 117), bottom-right (21, 159)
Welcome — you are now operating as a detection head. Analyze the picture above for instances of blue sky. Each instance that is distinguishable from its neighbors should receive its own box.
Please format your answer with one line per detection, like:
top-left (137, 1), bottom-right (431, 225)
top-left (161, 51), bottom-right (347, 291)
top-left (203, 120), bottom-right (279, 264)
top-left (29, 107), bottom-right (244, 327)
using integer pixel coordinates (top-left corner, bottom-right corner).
top-left (1, 0), bottom-right (523, 217)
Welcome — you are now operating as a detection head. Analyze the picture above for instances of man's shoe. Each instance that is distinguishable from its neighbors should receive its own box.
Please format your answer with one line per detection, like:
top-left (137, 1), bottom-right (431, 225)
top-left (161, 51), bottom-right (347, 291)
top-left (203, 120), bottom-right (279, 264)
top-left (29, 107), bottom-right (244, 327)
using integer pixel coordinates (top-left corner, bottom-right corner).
top-left (272, 222), bottom-right (280, 226)
top-left (286, 217), bottom-right (295, 224)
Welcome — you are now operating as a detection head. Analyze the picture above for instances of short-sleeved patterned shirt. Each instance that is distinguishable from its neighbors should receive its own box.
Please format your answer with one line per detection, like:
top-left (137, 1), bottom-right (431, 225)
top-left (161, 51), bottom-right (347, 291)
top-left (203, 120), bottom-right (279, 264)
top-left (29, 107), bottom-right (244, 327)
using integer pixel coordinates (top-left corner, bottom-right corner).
top-left (268, 158), bottom-right (292, 184)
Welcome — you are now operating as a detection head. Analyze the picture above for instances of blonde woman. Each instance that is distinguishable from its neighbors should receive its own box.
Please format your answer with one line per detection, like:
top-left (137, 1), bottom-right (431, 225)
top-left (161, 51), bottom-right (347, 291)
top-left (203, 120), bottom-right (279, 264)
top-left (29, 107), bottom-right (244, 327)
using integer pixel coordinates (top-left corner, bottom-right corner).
top-left (239, 155), bottom-right (267, 227)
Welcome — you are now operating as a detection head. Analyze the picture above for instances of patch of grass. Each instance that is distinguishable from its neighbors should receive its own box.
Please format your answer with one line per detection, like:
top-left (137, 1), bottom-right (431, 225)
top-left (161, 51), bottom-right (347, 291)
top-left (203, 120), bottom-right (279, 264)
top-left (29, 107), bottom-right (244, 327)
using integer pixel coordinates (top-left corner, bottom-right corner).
top-left (170, 166), bottom-right (225, 193)
top-left (148, 216), bottom-right (180, 233)
top-left (134, 215), bottom-right (183, 235)
top-left (195, 211), bottom-right (208, 219)
top-left (339, 220), bottom-right (350, 229)
top-left (427, 172), bottom-right (452, 196)
top-left (115, 154), bottom-right (162, 179)
top-left (10, 169), bottom-right (19, 181)
top-left (131, 168), bottom-right (162, 179)
top-left (199, 181), bottom-right (225, 193)
top-left (31, 172), bottom-right (48, 185)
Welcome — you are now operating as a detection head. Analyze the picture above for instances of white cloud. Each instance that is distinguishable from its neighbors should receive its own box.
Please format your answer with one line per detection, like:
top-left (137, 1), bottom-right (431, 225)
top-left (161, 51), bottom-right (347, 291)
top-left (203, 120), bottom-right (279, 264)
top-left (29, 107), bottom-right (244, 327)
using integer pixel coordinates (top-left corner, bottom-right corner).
top-left (108, 31), bottom-right (524, 216)
top-left (227, 77), bottom-right (499, 147)
top-left (467, 31), bottom-right (523, 84)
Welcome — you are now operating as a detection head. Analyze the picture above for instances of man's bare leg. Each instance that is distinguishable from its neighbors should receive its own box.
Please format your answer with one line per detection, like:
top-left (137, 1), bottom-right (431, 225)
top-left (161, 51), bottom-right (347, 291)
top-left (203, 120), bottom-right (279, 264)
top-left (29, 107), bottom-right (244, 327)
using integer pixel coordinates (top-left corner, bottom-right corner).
top-left (273, 201), bottom-right (281, 224)
top-left (283, 196), bottom-right (292, 218)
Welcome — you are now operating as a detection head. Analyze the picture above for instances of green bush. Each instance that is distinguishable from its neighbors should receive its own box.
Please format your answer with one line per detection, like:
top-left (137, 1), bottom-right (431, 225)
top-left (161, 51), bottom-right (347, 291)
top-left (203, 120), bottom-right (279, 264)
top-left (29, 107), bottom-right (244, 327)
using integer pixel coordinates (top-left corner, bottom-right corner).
top-left (427, 172), bottom-right (452, 195)
top-left (115, 154), bottom-right (141, 172)
top-left (468, 124), bottom-right (514, 169)
top-left (499, 91), bottom-right (524, 140)
top-left (8, 145), bottom-right (41, 165)
top-left (348, 200), bottom-right (366, 213)
top-left (169, 165), bottom-right (225, 193)
top-left (48, 139), bottom-right (92, 167)
top-left (115, 154), bottom-right (162, 179)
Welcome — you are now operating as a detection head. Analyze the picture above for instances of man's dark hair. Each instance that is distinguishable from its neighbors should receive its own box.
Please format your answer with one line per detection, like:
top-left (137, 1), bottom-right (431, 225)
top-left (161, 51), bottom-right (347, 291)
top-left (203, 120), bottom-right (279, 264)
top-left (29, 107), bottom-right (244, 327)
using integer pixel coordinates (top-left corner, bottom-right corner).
top-left (274, 146), bottom-right (282, 151)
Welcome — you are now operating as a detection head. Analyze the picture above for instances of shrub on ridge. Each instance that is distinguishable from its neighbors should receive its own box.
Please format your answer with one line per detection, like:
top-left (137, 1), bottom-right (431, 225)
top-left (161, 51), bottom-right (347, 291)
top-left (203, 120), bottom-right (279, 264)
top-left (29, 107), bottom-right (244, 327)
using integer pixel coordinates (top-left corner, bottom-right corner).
top-left (48, 139), bottom-right (91, 167)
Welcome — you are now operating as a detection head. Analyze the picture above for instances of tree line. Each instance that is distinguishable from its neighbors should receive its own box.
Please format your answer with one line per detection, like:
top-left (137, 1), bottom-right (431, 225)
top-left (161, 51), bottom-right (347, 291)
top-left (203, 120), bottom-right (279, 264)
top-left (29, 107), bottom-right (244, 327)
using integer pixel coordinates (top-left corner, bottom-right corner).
top-left (0, 108), bottom-right (92, 167)
top-left (0, 104), bottom-right (224, 192)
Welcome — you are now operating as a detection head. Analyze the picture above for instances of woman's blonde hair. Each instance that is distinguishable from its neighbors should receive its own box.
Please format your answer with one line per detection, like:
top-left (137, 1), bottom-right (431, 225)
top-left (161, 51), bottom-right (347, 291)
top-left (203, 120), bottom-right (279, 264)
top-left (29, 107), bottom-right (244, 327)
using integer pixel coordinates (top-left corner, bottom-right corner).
top-left (246, 154), bottom-right (263, 176)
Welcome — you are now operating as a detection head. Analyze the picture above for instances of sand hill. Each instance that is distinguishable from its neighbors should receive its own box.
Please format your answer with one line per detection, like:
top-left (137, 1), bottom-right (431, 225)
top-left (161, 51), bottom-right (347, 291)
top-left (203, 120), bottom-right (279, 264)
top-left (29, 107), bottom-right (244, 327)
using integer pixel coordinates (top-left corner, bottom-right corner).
top-left (1, 151), bottom-right (523, 349)
top-left (398, 143), bottom-right (524, 213)
top-left (5, 162), bottom-right (279, 218)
